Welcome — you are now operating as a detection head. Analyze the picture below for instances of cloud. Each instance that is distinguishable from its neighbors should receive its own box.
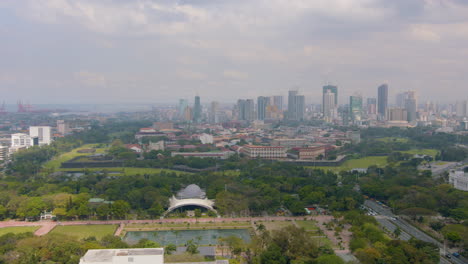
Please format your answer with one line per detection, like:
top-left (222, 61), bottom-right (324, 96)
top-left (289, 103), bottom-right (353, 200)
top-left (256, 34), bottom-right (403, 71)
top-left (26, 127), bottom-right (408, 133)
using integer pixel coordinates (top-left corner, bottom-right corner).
top-left (223, 70), bottom-right (249, 80)
top-left (74, 71), bottom-right (106, 86)
top-left (177, 70), bottom-right (206, 80)
top-left (410, 24), bottom-right (441, 42)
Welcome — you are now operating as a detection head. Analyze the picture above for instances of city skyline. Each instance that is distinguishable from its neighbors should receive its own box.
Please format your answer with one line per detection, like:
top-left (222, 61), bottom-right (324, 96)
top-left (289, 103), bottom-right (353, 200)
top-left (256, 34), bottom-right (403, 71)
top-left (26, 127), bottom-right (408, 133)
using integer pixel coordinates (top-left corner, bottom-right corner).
top-left (1, 0), bottom-right (468, 104)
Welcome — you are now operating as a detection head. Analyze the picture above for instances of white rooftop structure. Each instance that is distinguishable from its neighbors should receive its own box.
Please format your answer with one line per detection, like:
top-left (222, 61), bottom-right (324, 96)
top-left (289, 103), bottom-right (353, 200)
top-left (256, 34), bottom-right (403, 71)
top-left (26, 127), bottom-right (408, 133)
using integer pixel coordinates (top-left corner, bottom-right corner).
top-left (80, 248), bottom-right (164, 264)
top-left (29, 126), bottom-right (52, 145)
top-left (449, 170), bottom-right (468, 191)
top-left (164, 184), bottom-right (218, 217)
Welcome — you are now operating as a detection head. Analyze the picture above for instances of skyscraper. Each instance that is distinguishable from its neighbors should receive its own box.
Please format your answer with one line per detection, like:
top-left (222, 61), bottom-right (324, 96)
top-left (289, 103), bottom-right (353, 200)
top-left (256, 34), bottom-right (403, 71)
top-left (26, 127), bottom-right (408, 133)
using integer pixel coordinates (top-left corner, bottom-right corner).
top-left (209, 101), bottom-right (220, 123)
top-left (367, 98), bottom-right (377, 115)
top-left (273, 96), bottom-right (283, 111)
top-left (350, 95), bottom-right (363, 121)
top-left (456, 100), bottom-right (467, 117)
top-left (257, 96), bottom-right (270, 121)
top-left (237, 99), bottom-right (255, 121)
top-left (178, 99), bottom-right (188, 120)
top-left (403, 91), bottom-right (417, 122)
top-left (323, 90), bottom-right (336, 121)
top-left (193, 96), bottom-right (202, 123)
top-left (323, 85), bottom-right (338, 105)
top-left (288, 90), bottom-right (305, 121)
top-left (378, 84), bottom-right (388, 118)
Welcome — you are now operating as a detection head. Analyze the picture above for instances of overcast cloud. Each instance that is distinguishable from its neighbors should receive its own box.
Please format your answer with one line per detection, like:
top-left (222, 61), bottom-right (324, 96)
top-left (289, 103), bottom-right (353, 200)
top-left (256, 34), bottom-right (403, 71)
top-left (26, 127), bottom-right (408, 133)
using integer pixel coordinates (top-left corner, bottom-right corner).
top-left (0, 0), bottom-right (467, 105)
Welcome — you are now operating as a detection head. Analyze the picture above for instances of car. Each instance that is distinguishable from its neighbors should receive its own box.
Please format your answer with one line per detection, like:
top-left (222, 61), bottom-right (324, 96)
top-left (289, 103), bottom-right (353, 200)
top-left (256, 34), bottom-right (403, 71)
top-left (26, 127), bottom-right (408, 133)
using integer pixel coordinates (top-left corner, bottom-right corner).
top-left (390, 217), bottom-right (398, 221)
top-left (445, 253), bottom-right (452, 259)
top-left (452, 252), bottom-right (460, 258)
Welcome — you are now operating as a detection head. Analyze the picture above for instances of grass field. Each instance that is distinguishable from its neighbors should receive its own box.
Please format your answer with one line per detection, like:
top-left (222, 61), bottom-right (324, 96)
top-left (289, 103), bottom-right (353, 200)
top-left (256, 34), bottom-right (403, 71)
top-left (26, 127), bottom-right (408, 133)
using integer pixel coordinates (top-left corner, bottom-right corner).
top-left (257, 221), bottom-right (295, 231)
top-left (0, 226), bottom-right (39, 236)
top-left (401, 149), bottom-right (438, 158)
top-left (49, 225), bottom-right (117, 240)
top-left (296, 221), bottom-right (334, 248)
top-left (57, 167), bottom-right (187, 176)
top-left (44, 144), bottom-right (108, 171)
top-left (376, 137), bottom-right (409, 143)
top-left (308, 156), bottom-right (389, 172)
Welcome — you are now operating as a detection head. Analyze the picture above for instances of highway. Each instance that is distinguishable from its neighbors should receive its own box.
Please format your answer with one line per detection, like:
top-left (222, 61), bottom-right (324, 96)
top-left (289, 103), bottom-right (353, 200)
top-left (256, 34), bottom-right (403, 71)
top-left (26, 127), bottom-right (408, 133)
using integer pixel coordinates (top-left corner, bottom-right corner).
top-left (364, 200), bottom-right (467, 264)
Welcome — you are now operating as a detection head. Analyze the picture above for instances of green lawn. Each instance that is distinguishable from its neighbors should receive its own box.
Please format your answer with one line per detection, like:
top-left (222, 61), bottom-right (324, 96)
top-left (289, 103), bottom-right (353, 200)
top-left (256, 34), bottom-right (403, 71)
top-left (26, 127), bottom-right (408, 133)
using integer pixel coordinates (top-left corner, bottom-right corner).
top-left (0, 226), bottom-right (39, 236)
top-left (49, 225), bottom-right (117, 240)
top-left (43, 144), bottom-right (108, 171)
top-left (376, 137), bottom-right (409, 143)
top-left (57, 167), bottom-right (187, 176)
top-left (296, 220), bottom-right (319, 231)
top-left (308, 156), bottom-right (389, 172)
top-left (401, 149), bottom-right (438, 158)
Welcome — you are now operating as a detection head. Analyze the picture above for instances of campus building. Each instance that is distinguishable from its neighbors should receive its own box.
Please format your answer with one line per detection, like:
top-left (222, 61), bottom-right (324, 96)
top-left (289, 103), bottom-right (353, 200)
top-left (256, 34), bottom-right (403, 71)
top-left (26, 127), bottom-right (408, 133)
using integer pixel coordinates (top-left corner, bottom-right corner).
top-left (241, 145), bottom-right (287, 159)
top-left (449, 170), bottom-right (468, 191)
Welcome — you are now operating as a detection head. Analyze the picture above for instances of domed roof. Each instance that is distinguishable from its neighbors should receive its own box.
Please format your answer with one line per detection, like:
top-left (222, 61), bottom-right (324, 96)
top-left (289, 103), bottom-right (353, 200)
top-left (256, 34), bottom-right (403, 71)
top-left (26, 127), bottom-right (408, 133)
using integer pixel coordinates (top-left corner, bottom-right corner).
top-left (176, 184), bottom-right (206, 199)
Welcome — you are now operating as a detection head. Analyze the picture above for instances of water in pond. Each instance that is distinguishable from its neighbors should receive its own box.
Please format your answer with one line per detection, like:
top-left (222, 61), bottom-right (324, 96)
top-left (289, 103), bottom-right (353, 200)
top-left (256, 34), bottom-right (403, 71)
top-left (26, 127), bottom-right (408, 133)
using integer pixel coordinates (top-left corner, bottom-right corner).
top-left (124, 229), bottom-right (251, 246)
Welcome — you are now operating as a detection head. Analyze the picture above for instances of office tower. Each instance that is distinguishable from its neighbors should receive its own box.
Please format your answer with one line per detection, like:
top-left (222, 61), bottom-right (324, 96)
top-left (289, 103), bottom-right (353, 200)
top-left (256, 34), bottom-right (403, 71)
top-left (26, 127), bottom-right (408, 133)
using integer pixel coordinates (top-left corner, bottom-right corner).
top-left (237, 99), bottom-right (255, 121)
top-left (396, 92), bottom-right (407, 108)
top-left (257, 96), bottom-right (270, 121)
top-left (323, 90), bottom-right (336, 121)
top-left (367, 98), bottom-right (377, 115)
top-left (178, 99), bottom-right (188, 119)
top-left (273, 96), bottom-right (283, 111)
top-left (57, 120), bottom-right (70, 135)
top-left (349, 95), bottom-right (363, 121)
top-left (29, 126), bottom-right (52, 145)
top-left (401, 91), bottom-right (417, 122)
top-left (193, 96), bottom-right (202, 123)
top-left (323, 85), bottom-right (338, 105)
top-left (288, 90), bottom-right (305, 121)
top-left (456, 100), bottom-right (467, 117)
top-left (387, 108), bottom-right (408, 121)
top-left (209, 101), bottom-right (220, 123)
top-left (378, 84), bottom-right (388, 118)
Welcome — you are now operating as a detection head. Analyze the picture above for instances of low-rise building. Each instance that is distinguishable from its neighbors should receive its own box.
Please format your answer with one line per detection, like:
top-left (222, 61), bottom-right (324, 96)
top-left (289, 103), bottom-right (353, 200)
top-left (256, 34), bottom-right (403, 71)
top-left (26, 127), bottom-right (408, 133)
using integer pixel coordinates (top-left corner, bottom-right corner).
top-left (449, 170), bottom-right (468, 191)
top-left (241, 145), bottom-right (287, 159)
top-left (171, 151), bottom-right (234, 159)
top-left (80, 248), bottom-right (164, 264)
top-left (0, 145), bottom-right (8, 161)
top-left (298, 146), bottom-right (327, 160)
top-left (272, 138), bottom-right (308, 148)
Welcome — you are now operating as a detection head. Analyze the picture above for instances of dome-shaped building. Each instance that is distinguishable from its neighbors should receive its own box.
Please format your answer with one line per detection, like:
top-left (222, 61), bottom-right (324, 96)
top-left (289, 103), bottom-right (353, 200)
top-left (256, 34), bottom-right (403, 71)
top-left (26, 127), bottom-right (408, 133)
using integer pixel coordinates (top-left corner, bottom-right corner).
top-left (164, 184), bottom-right (218, 218)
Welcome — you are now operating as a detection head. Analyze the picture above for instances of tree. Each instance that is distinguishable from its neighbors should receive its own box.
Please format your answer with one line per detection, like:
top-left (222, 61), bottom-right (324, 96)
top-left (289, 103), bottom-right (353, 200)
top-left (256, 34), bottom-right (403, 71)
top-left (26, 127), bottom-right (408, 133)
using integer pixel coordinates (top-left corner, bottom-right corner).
top-left (134, 238), bottom-right (160, 248)
top-left (165, 244), bottom-right (177, 255)
top-left (394, 227), bottom-right (401, 238)
top-left (186, 239), bottom-right (199, 254)
top-left (315, 254), bottom-right (345, 264)
top-left (194, 208), bottom-right (202, 218)
top-left (112, 200), bottom-right (130, 219)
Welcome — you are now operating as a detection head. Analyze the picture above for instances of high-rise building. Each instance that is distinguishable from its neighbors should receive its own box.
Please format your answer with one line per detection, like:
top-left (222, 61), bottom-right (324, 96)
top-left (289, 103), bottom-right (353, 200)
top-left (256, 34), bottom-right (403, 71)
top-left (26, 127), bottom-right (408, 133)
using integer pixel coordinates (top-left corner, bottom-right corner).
top-left (193, 96), bottom-right (202, 123)
top-left (323, 85), bottom-right (338, 105)
top-left (456, 100), bottom-right (467, 117)
top-left (387, 108), bottom-right (408, 121)
top-left (29, 126), bottom-right (52, 145)
top-left (396, 92), bottom-right (407, 108)
top-left (405, 98), bottom-right (417, 122)
top-left (237, 99), bottom-right (255, 121)
top-left (57, 120), bottom-right (70, 135)
top-left (273, 96), bottom-right (283, 111)
top-left (288, 90), bottom-right (305, 121)
top-left (11, 133), bottom-right (34, 149)
top-left (349, 95), bottom-right (363, 121)
top-left (323, 90), bottom-right (336, 121)
top-left (0, 145), bottom-right (8, 161)
top-left (257, 96), bottom-right (270, 121)
top-left (178, 99), bottom-right (188, 120)
top-left (209, 101), bottom-right (220, 123)
top-left (367, 98), bottom-right (377, 115)
top-left (378, 84), bottom-right (388, 118)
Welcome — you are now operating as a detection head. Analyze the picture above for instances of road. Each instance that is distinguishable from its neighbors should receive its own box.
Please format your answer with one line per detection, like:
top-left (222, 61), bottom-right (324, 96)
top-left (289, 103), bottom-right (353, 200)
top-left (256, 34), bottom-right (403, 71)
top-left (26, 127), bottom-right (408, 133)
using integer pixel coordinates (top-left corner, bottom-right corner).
top-left (365, 200), bottom-right (467, 264)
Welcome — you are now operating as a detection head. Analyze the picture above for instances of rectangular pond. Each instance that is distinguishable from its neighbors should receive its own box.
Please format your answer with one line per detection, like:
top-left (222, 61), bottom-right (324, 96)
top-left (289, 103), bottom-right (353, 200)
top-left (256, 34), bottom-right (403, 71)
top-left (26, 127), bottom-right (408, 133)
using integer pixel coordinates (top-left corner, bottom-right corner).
top-left (124, 229), bottom-right (251, 246)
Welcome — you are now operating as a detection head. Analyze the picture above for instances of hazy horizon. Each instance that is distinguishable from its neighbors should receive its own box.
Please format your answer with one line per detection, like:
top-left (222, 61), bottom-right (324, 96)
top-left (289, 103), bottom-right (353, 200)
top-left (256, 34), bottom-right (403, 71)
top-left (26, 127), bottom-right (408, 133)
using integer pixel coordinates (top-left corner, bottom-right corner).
top-left (1, 0), bottom-right (468, 104)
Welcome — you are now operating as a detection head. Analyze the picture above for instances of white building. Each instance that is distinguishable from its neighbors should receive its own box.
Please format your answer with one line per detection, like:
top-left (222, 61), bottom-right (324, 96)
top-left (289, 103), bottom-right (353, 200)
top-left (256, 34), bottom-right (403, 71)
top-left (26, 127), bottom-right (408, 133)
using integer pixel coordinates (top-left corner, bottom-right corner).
top-left (80, 248), bottom-right (164, 264)
top-left (199, 133), bottom-right (214, 144)
top-left (0, 145), bottom-right (8, 161)
top-left (241, 145), bottom-right (287, 159)
top-left (29, 126), bottom-right (52, 145)
top-left (11, 133), bottom-right (34, 148)
top-left (449, 170), bottom-right (468, 191)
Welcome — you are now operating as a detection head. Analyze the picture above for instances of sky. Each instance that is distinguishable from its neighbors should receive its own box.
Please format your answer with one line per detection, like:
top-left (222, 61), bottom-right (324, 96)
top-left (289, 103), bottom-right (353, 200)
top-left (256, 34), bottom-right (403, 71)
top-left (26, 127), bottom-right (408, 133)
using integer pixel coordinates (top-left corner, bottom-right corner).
top-left (1, 0), bottom-right (467, 105)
